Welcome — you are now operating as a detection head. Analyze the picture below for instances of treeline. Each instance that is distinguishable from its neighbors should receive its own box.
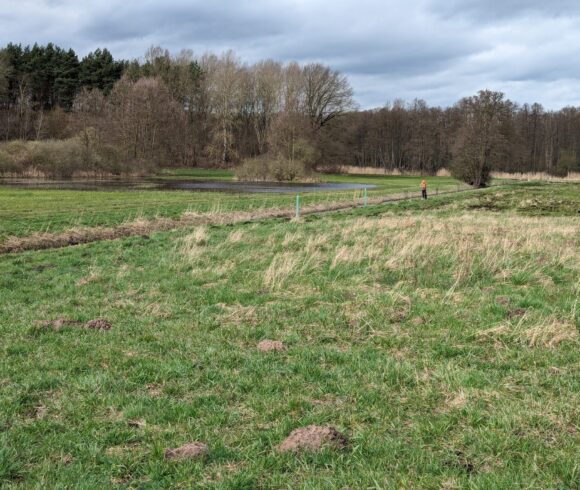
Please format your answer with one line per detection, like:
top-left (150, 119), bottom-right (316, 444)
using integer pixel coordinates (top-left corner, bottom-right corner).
top-left (0, 42), bottom-right (579, 182)
top-left (326, 97), bottom-right (580, 178)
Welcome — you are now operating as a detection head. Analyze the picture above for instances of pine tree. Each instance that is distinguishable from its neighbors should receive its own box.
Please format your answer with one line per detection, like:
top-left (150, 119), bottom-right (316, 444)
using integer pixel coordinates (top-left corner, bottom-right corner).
top-left (79, 48), bottom-right (124, 93)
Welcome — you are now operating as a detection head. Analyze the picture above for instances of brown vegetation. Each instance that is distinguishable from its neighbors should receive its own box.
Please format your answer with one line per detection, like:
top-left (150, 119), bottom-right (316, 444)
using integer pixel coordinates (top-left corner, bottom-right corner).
top-left (2, 44), bottom-right (579, 181)
top-left (39, 318), bottom-right (112, 331)
top-left (257, 340), bottom-right (286, 352)
top-left (277, 425), bottom-right (349, 453)
top-left (164, 442), bottom-right (209, 461)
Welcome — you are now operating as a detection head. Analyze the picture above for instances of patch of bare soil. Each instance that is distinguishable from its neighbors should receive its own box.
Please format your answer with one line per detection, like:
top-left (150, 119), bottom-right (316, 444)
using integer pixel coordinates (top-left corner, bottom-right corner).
top-left (39, 318), bottom-right (112, 331)
top-left (495, 296), bottom-right (511, 306)
top-left (507, 308), bottom-right (527, 318)
top-left (277, 425), bottom-right (348, 453)
top-left (257, 340), bottom-right (286, 352)
top-left (38, 319), bottom-right (83, 330)
top-left (443, 450), bottom-right (476, 475)
top-left (85, 318), bottom-right (112, 330)
top-left (164, 442), bottom-right (209, 461)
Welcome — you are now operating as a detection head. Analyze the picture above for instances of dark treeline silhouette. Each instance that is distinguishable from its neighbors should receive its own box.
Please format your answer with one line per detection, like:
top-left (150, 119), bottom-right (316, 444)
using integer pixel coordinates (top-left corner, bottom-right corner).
top-left (0, 43), bottom-right (579, 182)
top-left (325, 95), bottom-right (580, 179)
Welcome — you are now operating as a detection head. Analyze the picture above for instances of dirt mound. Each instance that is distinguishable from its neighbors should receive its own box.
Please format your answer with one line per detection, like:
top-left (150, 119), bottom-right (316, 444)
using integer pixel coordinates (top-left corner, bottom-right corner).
top-left (164, 442), bottom-right (209, 461)
top-left (257, 340), bottom-right (286, 352)
top-left (39, 318), bottom-right (112, 331)
top-left (85, 318), bottom-right (112, 330)
top-left (277, 425), bottom-right (348, 453)
top-left (495, 296), bottom-right (511, 306)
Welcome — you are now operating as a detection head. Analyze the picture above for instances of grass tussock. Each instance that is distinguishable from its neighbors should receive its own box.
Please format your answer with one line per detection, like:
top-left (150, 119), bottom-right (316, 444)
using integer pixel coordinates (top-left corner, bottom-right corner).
top-left (524, 318), bottom-right (578, 348)
top-left (178, 227), bottom-right (209, 262)
top-left (263, 252), bottom-right (303, 289)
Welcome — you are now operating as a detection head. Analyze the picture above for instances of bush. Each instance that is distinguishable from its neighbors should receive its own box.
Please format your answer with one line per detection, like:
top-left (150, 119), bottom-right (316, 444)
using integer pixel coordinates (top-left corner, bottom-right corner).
top-left (449, 158), bottom-right (491, 187)
top-left (0, 132), bottom-right (145, 178)
top-left (234, 155), bottom-right (314, 182)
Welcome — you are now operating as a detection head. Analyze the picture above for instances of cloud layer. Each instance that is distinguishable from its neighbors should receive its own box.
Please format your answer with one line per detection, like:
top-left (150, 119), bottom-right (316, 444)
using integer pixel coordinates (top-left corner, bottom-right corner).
top-left (2, 0), bottom-right (580, 109)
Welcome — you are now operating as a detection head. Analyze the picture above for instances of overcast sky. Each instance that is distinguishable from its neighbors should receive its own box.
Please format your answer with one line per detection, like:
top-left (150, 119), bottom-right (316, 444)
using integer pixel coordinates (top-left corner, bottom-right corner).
top-left (2, 0), bottom-right (580, 109)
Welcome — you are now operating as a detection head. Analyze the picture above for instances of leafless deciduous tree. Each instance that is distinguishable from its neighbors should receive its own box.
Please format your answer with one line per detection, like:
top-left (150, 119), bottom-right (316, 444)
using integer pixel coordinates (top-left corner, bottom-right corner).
top-left (451, 90), bottom-right (512, 186)
top-left (303, 63), bottom-right (355, 131)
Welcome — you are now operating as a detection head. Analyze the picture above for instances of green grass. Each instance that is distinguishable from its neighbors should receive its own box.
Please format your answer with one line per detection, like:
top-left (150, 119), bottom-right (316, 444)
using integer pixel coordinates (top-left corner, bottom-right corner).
top-left (0, 172), bottom-right (463, 241)
top-left (0, 184), bottom-right (578, 488)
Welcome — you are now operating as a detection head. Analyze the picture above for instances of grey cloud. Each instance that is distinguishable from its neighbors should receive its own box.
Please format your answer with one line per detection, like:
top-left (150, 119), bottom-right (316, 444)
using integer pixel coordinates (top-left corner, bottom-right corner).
top-left (2, 0), bottom-right (580, 109)
top-left (429, 0), bottom-right (580, 21)
top-left (81, 1), bottom-right (292, 45)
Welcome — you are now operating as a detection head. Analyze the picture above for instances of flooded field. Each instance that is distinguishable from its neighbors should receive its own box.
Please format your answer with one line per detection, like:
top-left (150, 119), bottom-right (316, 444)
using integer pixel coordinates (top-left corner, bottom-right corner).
top-left (0, 178), bottom-right (375, 193)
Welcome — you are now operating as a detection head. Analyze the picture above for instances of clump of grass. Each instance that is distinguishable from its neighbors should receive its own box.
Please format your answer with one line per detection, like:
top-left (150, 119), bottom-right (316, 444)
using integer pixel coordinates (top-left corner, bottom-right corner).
top-left (178, 226), bottom-right (209, 262)
top-left (228, 230), bottom-right (245, 243)
top-left (523, 318), bottom-right (578, 348)
top-left (263, 251), bottom-right (302, 289)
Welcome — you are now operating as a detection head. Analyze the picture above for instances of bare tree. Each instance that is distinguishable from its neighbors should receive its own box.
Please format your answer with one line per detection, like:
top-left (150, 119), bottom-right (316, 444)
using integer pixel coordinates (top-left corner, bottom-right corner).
top-left (302, 63), bottom-right (355, 131)
top-left (251, 60), bottom-right (283, 154)
top-left (0, 54), bottom-right (9, 101)
top-left (202, 51), bottom-right (243, 164)
top-left (451, 90), bottom-right (512, 186)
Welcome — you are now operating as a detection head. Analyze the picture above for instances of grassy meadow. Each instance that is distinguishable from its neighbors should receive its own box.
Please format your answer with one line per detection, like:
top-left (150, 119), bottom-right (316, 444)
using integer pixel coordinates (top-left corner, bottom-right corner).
top-left (0, 171), bottom-right (462, 242)
top-left (0, 182), bottom-right (579, 488)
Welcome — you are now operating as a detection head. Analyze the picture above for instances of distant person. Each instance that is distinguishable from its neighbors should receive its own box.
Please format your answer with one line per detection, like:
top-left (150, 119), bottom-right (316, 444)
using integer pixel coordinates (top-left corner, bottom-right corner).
top-left (421, 179), bottom-right (427, 199)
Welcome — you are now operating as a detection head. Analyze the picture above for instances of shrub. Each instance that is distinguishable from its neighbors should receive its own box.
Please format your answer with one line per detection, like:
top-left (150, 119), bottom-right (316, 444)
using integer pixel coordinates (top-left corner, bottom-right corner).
top-left (234, 155), bottom-right (314, 182)
top-left (0, 132), bottom-right (146, 178)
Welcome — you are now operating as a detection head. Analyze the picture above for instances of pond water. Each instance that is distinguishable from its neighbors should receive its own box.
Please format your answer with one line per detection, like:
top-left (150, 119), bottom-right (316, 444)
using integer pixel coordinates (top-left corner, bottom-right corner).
top-left (0, 178), bottom-right (375, 193)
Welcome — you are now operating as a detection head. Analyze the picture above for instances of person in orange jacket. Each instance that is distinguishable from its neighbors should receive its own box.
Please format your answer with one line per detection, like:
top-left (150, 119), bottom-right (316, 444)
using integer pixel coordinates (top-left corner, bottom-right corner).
top-left (421, 179), bottom-right (427, 199)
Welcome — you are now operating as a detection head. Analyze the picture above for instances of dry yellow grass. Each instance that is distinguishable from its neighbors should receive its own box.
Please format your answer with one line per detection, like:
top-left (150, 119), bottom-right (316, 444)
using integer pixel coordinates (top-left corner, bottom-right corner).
top-left (477, 315), bottom-right (578, 349)
top-left (228, 230), bottom-right (245, 243)
top-left (178, 227), bottom-right (209, 262)
top-left (491, 171), bottom-right (580, 182)
top-left (263, 252), bottom-right (303, 289)
top-left (324, 165), bottom-right (580, 181)
top-left (323, 165), bottom-right (414, 176)
top-left (524, 318), bottom-right (578, 348)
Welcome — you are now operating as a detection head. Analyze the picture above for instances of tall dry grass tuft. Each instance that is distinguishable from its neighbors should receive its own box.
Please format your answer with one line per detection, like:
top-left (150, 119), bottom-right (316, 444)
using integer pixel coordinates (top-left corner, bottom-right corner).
top-left (228, 230), bottom-right (245, 243)
top-left (477, 312), bottom-right (578, 349)
top-left (263, 252), bottom-right (306, 289)
top-left (524, 319), bottom-right (578, 348)
top-left (178, 226), bottom-right (209, 262)
top-left (331, 241), bottom-right (383, 269)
